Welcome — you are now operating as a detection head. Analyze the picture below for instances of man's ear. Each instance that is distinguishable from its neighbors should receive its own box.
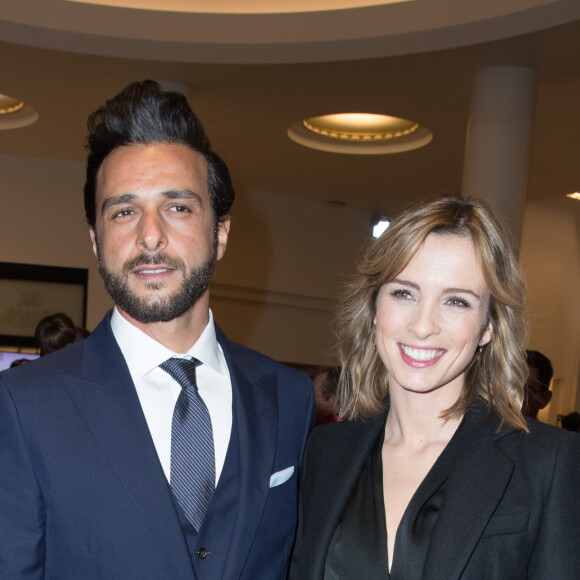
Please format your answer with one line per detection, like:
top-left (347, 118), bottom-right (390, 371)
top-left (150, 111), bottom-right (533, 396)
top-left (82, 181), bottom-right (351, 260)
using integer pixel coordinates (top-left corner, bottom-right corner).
top-left (89, 228), bottom-right (98, 259)
top-left (216, 216), bottom-right (231, 261)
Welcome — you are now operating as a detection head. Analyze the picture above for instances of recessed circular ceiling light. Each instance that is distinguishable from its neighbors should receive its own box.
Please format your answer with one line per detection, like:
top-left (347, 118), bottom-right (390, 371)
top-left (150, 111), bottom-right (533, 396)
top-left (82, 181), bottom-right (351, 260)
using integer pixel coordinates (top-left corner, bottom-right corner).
top-left (288, 112), bottom-right (432, 155)
top-left (0, 93), bottom-right (39, 130)
top-left (0, 94), bottom-right (25, 116)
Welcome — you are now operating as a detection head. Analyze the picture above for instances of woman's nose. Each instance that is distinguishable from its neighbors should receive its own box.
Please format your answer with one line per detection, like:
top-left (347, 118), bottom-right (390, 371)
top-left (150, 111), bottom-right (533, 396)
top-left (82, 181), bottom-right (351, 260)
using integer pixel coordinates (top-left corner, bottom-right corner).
top-left (408, 302), bottom-right (440, 339)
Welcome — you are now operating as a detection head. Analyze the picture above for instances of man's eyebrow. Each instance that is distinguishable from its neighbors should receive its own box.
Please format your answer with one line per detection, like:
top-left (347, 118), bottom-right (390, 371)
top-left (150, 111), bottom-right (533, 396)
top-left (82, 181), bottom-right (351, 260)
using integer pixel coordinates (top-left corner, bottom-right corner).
top-left (101, 194), bottom-right (136, 215)
top-left (100, 189), bottom-right (203, 215)
top-left (163, 189), bottom-right (203, 204)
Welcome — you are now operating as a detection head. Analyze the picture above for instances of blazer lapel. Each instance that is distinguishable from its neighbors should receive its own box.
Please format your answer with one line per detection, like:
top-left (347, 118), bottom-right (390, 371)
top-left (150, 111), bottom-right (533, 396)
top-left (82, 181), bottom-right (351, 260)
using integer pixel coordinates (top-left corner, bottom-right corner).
top-left (62, 315), bottom-right (195, 580)
top-left (302, 411), bottom-right (387, 577)
top-left (210, 328), bottom-right (279, 580)
top-left (423, 407), bottom-right (516, 580)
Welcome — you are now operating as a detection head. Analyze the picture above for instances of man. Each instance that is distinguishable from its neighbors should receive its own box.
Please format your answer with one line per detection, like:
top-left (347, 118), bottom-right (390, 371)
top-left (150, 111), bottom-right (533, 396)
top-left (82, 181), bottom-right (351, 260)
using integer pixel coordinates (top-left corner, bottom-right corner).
top-left (0, 81), bottom-right (315, 579)
top-left (522, 349), bottom-right (553, 420)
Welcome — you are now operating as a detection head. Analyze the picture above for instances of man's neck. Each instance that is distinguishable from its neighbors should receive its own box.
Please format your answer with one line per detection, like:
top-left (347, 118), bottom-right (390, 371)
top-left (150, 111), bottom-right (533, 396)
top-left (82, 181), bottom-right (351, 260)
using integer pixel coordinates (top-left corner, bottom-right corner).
top-left (116, 298), bottom-right (210, 354)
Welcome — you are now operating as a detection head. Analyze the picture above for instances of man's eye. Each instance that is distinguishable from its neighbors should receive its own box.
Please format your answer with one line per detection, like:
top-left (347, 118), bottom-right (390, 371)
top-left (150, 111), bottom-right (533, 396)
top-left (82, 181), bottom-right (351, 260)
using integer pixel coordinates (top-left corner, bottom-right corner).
top-left (112, 208), bottom-right (134, 218)
top-left (169, 205), bottom-right (191, 213)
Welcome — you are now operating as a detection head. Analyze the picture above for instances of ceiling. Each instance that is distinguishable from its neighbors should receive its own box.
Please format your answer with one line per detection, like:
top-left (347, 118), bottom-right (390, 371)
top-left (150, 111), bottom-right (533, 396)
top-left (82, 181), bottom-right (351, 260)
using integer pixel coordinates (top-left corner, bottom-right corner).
top-left (1, 0), bottom-right (580, 219)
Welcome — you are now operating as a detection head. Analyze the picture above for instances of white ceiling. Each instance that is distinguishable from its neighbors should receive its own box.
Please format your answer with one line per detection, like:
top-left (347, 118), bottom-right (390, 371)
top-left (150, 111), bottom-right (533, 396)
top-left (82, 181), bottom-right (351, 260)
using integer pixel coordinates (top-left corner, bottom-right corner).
top-left (3, 0), bottom-right (579, 62)
top-left (1, 0), bottom-right (580, 218)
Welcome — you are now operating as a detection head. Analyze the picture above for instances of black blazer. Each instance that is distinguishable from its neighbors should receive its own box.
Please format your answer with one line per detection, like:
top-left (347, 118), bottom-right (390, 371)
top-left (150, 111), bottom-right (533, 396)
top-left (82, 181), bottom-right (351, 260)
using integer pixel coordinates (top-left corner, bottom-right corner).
top-left (290, 400), bottom-right (580, 579)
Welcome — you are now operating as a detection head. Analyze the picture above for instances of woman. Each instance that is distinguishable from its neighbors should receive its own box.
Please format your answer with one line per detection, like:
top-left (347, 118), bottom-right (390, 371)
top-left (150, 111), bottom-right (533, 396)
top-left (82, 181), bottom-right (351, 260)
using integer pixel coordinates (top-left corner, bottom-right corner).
top-left (290, 197), bottom-right (580, 579)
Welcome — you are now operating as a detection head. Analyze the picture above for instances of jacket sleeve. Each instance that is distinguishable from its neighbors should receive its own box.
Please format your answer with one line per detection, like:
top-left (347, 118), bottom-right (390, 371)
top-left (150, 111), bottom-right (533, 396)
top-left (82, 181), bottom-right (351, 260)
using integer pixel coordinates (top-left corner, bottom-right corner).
top-left (0, 379), bottom-right (46, 579)
top-left (529, 430), bottom-right (580, 579)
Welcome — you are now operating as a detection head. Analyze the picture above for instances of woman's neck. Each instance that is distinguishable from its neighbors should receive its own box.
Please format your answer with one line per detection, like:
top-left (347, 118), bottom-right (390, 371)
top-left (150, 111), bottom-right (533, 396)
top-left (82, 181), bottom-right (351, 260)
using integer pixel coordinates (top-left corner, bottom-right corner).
top-left (385, 388), bottom-right (463, 448)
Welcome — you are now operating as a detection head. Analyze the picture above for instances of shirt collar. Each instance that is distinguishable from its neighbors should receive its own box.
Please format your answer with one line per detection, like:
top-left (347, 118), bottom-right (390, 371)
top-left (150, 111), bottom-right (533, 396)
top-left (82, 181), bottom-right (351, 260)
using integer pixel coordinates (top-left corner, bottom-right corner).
top-left (110, 307), bottom-right (227, 379)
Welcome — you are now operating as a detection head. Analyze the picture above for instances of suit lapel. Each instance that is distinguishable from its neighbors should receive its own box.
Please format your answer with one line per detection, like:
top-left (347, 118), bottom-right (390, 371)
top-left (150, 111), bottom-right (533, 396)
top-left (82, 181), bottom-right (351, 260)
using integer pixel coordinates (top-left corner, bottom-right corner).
top-left (211, 328), bottom-right (279, 580)
top-left (62, 315), bottom-right (195, 580)
top-left (423, 406), bottom-right (516, 580)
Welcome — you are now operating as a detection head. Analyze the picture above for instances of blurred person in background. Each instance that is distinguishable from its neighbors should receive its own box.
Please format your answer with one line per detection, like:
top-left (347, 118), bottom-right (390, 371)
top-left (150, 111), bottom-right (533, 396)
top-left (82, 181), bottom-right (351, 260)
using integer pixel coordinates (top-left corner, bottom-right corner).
top-left (521, 349), bottom-right (553, 420)
top-left (313, 366), bottom-right (341, 426)
top-left (34, 312), bottom-right (88, 356)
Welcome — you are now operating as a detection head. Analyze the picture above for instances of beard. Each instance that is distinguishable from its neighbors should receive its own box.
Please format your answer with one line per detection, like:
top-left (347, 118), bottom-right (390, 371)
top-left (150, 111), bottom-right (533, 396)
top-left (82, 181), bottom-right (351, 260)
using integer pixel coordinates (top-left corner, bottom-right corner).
top-left (95, 235), bottom-right (217, 324)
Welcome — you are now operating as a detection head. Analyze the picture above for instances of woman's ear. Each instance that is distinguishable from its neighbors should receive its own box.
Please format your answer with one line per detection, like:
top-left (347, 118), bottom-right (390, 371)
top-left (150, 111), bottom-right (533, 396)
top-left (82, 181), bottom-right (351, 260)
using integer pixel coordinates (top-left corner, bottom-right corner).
top-left (479, 320), bottom-right (493, 347)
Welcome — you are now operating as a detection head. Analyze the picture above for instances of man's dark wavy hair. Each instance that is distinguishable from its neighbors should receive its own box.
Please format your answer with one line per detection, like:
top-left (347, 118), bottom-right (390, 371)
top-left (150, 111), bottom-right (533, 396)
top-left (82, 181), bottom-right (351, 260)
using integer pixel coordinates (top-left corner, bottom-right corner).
top-left (84, 80), bottom-right (235, 228)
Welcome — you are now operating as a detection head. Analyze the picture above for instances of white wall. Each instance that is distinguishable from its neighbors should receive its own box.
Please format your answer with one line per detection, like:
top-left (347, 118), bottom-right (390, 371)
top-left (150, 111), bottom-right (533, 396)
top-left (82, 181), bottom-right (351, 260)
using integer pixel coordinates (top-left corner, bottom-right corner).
top-left (520, 197), bottom-right (580, 424)
top-left (0, 153), bottom-right (370, 365)
top-left (3, 153), bottom-right (578, 385)
top-left (0, 153), bottom-right (108, 330)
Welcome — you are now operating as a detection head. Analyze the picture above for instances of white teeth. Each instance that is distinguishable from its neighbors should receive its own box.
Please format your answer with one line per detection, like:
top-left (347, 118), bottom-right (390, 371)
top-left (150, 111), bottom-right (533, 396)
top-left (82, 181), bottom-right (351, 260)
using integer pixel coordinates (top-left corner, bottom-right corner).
top-left (401, 345), bottom-right (444, 361)
top-left (139, 268), bottom-right (169, 274)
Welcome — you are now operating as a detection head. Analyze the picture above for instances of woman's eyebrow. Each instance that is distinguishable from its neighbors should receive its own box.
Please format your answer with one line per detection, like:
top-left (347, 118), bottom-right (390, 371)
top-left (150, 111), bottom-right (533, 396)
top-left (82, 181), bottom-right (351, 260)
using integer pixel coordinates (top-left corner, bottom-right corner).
top-left (444, 287), bottom-right (482, 299)
top-left (389, 278), bottom-right (419, 290)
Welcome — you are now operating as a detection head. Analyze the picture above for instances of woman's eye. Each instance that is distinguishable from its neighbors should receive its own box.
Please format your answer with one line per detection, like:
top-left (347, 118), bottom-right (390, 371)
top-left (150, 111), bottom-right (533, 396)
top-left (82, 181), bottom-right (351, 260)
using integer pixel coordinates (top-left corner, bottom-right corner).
top-left (390, 289), bottom-right (413, 300)
top-left (446, 296), bottom-right (470, 308)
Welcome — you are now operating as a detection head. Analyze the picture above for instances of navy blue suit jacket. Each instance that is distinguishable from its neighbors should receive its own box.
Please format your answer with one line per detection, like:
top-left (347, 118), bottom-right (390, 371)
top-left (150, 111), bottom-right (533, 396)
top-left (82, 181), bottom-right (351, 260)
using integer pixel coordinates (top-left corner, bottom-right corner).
top-left (0, 312), bottom-right (315, 579)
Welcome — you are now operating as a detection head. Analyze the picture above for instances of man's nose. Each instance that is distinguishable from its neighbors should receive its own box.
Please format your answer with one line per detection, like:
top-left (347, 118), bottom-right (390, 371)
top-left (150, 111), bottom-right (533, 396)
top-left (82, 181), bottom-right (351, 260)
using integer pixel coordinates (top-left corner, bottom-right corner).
top-left (137, 211), bottom-right (167, 252)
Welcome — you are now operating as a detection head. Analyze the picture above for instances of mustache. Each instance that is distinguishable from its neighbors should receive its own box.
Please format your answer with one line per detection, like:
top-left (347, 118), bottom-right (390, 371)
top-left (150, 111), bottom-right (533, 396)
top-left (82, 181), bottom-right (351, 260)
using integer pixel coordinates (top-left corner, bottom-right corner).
top-left (122, 253), bottom-right (186, 275)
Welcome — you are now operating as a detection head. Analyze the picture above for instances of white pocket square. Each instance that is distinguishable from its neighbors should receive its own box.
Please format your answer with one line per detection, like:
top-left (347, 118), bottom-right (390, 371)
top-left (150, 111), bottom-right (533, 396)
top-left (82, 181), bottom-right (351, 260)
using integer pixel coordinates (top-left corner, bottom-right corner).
top-left (269, 466), bottom-right (295, 488)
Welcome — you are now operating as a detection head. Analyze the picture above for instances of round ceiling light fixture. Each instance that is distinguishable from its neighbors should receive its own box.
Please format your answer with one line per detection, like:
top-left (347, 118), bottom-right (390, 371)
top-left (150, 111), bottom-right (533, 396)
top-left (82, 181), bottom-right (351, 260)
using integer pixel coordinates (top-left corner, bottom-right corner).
top-left (288, 112), bottom-right (432, 155)
top-left (0, 93), bottom-right (39, 130)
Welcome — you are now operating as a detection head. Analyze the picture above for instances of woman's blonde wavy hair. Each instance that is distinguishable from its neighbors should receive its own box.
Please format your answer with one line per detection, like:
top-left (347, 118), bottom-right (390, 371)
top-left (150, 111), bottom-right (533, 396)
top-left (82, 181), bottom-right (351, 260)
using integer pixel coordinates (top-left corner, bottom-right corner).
top-left (336, 196), bottom-right (529, 431)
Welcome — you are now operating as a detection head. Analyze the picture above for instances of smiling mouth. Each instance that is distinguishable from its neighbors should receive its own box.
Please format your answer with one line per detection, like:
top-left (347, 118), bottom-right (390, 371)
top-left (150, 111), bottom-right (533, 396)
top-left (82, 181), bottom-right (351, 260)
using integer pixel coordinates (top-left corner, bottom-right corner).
top-left (400, 344), bottom-right (445, 362)
top-left (135, 267), bottom-right (173, 275)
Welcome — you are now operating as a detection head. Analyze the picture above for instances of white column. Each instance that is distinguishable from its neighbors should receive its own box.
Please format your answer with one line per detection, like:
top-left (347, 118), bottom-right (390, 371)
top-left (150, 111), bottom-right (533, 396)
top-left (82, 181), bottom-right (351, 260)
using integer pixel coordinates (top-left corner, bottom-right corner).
top-left (462, 66), bottom-right (536, 243)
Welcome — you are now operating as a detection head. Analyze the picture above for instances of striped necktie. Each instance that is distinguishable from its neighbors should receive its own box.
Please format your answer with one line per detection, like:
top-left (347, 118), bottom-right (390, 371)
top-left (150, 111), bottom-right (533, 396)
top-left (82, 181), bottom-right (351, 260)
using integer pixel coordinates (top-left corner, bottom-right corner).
top-left (160, 357), bottom-right (215, 531)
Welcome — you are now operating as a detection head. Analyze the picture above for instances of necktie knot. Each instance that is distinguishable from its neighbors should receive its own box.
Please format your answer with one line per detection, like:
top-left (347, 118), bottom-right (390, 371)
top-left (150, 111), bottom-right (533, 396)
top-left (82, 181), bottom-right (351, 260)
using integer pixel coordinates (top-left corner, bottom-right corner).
top-left (159, 357), bottom-right (201, 393)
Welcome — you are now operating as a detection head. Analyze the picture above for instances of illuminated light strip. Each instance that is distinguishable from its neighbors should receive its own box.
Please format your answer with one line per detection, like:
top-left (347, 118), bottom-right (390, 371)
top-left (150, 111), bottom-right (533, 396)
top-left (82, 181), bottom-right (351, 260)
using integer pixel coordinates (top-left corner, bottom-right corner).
top-left (302, 119), bottom-right (418, 141)
top-left (0, 101), bottom-right (24, 115)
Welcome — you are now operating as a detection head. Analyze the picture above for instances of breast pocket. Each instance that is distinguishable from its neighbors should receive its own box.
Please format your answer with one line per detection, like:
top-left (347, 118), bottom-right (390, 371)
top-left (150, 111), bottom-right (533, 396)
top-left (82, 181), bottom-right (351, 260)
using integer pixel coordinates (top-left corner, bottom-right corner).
top-left (482, 509), bottom-right (530, 537)
top-left (265, 470), bottom-right (297, 511)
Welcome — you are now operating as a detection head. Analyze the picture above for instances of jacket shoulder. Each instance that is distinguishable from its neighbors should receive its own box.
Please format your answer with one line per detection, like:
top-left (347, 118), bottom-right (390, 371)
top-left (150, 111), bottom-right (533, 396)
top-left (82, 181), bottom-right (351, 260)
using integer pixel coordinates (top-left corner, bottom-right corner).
top-left (0, 340), bottom-right (85, 389)
top-left (305, 414), bottom-right (385, 469)
top-left (523, 418), bottom-right (580, 457)
top-left (216, 326), bottom-right (312, 388)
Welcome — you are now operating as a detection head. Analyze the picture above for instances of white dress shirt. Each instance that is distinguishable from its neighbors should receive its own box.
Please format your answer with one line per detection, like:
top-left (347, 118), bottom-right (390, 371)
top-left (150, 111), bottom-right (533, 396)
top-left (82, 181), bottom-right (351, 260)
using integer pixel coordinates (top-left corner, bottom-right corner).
top-left (110, 308), bottom-right (232, 485)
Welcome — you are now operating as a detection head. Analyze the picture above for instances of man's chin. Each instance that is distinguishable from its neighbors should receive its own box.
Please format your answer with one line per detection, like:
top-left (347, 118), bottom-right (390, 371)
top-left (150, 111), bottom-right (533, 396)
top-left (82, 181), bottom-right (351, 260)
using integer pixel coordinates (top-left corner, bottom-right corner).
top-left (114, 285), bottom-right (209, 324)
top-left (118, 301), bottom-right (189, 325)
